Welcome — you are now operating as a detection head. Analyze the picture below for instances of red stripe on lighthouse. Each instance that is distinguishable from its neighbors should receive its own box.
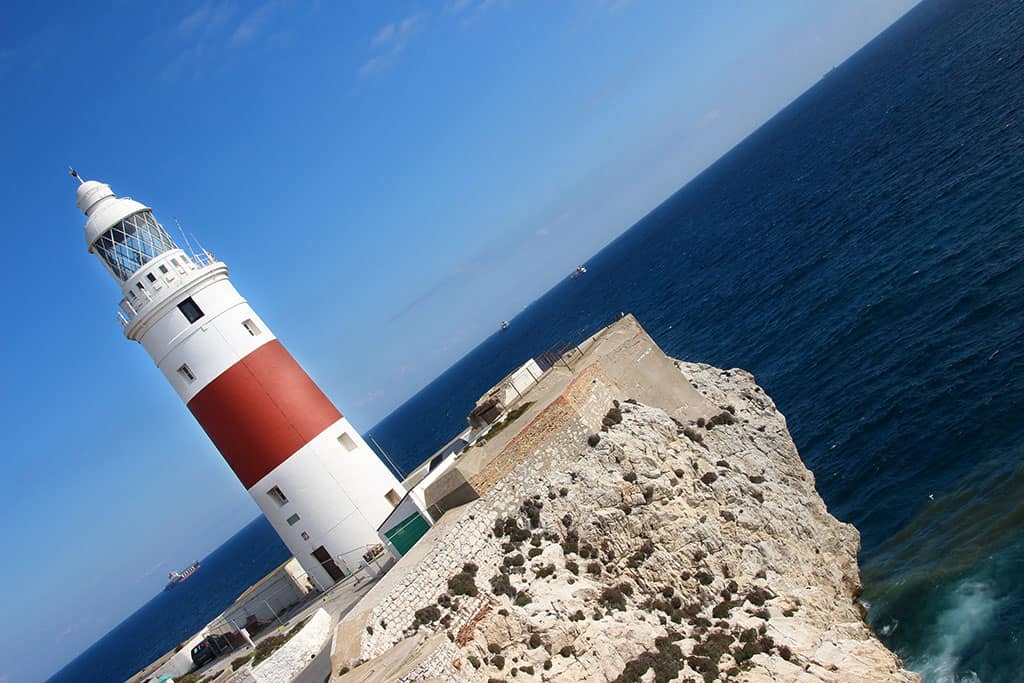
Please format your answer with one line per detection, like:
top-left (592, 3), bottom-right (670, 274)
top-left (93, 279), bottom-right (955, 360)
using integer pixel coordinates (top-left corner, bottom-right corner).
top-left (187, 340), bottom-right (343, 488)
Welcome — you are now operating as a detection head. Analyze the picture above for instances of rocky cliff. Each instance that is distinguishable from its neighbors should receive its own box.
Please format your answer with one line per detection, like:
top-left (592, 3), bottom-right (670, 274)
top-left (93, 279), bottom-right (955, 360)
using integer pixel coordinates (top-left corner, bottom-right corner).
top-left (336, 355), bottom-right (918, 682)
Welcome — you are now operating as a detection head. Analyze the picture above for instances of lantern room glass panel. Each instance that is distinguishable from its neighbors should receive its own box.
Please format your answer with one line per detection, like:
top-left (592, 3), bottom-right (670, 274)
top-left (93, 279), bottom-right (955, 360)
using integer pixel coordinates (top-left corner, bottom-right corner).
top-left (92, 210), bottom-right (178, 281)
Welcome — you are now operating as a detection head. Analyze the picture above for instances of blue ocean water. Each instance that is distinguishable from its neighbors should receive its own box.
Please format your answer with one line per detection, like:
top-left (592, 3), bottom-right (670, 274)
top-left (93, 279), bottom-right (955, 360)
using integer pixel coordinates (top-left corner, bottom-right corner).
top-left (48, 517), bottom-right (289, 683)
top-left (49, 0), bottom-right (1024, 681)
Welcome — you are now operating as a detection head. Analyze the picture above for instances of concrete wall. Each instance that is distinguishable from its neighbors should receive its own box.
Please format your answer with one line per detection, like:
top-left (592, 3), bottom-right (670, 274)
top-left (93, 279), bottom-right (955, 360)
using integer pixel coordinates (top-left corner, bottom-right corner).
top-left (496, 359), bottom-right (543, 405)
top-left (219, 558), bottom-right (310, 632)
top-left (228, 608), bottom-right (332, 683)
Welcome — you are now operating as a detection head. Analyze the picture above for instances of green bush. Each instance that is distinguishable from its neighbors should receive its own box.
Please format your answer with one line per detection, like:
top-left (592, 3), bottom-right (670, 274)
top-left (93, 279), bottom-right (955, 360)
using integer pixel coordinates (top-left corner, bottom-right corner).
top-left (615, 634), bottom-right (685, 683)
top-left (448, 571), bottom-right (479, 597)
top-left (490, 573), bottom-right (515, 598)
top-left (535, 563), bottom-right (556, 579)
top-left (599, 586), bottom-right (626, 611)
top-left (414, 605), bottom-right (441, 624)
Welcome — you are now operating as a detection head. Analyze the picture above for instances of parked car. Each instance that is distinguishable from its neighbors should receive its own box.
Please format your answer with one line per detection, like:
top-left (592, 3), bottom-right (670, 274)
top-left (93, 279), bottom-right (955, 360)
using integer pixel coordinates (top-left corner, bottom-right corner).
top-left (191, 634), bottom-right (233, 667)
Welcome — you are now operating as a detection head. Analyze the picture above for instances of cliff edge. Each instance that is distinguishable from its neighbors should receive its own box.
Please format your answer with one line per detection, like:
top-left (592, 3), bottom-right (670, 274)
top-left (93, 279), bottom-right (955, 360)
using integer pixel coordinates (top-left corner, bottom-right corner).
top-left (334, 318), bottom-right (918, 682)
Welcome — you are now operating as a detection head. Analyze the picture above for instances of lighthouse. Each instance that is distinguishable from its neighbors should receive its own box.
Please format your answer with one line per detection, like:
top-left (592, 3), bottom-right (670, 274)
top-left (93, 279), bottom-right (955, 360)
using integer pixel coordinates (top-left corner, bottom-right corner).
top-left (73, 174), bottom-right (404, 589)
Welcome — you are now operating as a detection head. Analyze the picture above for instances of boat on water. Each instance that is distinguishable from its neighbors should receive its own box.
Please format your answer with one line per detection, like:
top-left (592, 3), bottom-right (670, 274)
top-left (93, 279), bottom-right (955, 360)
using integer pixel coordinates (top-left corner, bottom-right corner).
top-left (570, 264), bottom-right (587, 278)
top-left (501, 320), bottom-right (510, 330)
top-left (164, 561), bottom-right (200, 590)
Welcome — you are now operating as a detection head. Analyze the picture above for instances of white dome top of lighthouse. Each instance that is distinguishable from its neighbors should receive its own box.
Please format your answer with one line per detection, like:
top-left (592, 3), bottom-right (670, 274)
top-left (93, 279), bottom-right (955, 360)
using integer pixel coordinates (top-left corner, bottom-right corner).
top-left (76, 180), bottom-right (114, 214)
top-left (75, 178), bottom-right (151, 252)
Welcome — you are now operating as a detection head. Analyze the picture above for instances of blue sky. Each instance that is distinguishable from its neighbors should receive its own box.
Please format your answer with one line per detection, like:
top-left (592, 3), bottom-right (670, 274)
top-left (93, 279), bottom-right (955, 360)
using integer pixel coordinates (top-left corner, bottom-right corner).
top-left (0, 1), bottom-right (916, 680)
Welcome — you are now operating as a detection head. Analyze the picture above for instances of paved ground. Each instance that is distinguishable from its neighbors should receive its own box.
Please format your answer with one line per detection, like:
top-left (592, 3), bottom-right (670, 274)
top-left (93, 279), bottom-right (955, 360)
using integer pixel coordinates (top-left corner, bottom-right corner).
top-left (291, 639), bottom-right (332, 683)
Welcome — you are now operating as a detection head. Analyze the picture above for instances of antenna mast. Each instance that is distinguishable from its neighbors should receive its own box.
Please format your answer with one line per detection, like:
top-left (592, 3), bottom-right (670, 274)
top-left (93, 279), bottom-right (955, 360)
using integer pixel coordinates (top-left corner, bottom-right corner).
top-left (174, 217), bottom-right (198, 260)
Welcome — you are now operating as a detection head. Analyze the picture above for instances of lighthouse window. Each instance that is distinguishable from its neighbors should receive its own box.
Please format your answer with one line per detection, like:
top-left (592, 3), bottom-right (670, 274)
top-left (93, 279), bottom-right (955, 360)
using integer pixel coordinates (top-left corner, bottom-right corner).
top-left (286, 513), bottom-right (301, 526)
top-left (146, 273), bottom-right (157, 283)
top-left (91, 210), bottom-right (178, 281)
top-left (177, 364), bottom-right (196, 383)
top-left (159, 264), bottom-right (169, 274)
top-left (178, 297), bottom-right (204, 323)
top-left (338, 432), bottom-right (357, 452)
top-left (267, 486), bottom-right (288, 506)
top-left (242, 319), bottom-right (261, 336)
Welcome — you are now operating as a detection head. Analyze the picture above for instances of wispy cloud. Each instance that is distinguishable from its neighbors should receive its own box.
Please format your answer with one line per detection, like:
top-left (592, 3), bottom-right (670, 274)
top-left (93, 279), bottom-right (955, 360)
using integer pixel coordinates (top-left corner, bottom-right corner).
top-left (359, 13), bottom-right (424, 76)
top-left (176, 0), bottom-right (237, 38)
top-left (601, 0), bottom-right (634, 14)
top-left (700, 109), bottom-right (721, 126)
top-left (372, 23), bottom-right (396, 46)
top-left (445, 0), bottom-right (475, 13)
top-left (143, 560), bottom-right (166, 577)
top-left (446, 0), bottom-right (497, 21)
top-left (231, 1), bottom-right (279, 48)
top-left (163, 0), bottom-right (297, 81)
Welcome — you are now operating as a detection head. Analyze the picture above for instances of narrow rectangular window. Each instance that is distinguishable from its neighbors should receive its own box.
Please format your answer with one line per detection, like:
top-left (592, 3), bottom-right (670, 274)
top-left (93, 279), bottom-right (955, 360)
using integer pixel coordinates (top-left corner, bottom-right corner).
top-left (128, 290), bottom-right (137, 300)
top-left (136, 282), bottom-right (145, 292)
top-left (177, 364), bottom-right (195, 382)
top-left (146, 273), bottom-right (157, 283)
top-left (242, 319), bottom-right (261, 336)
top-left (385, 489), bottom-right (401, 507)
top-left (338, 433), bottom-right (357, 451)
top-left (158, 264), bottom-right (169, 274)
top-left (267, 485), bottom-right (288, 506)
top-left (178, 297), bottom-right (204, 323)
top-left (286, 513), bottom-right (301, 526)
top-left (301, 531), bottom-right (310, 541)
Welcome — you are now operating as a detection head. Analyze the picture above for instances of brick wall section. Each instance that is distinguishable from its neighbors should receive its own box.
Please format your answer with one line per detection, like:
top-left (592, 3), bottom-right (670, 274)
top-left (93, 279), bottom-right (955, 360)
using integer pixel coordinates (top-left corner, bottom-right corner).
top-left (468, 364), bottom-right (615, 494)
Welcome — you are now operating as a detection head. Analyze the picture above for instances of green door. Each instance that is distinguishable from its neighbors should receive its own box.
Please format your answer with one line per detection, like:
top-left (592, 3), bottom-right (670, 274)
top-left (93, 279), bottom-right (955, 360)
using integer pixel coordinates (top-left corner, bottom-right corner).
top-left (384, 512), bottom-right (430, 556)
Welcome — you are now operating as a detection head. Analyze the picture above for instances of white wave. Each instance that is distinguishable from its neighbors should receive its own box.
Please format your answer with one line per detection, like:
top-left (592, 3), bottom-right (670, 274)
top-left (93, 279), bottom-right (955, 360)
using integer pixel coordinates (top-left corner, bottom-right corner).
top-left (909, 579), bottom-right (1000, 683)
top-left (879, 618), bottom-right (899, 636)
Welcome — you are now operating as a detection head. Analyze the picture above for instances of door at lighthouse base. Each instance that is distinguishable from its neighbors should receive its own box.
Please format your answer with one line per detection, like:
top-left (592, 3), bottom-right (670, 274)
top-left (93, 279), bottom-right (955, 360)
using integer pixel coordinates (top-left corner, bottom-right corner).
top-left (311, 545), bottom-right (347, 583)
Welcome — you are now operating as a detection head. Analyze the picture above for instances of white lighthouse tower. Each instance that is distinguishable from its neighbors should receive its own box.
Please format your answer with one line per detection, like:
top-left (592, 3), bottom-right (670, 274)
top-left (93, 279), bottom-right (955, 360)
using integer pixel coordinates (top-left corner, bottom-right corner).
top-left (73, 173), bottom-right (404, 589)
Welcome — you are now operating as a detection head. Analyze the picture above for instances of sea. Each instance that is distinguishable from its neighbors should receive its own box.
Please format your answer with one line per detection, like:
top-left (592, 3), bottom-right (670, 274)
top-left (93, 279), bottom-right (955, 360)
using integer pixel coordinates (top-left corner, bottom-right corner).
top-left (49, 0), bottom-right (1024, 681)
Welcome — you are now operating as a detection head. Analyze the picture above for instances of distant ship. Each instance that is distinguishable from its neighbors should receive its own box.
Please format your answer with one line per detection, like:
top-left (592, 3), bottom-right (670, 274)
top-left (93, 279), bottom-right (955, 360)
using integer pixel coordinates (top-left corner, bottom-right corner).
top-left (164, 561), bottom-right (200, 590)
top-left (501, 320), bottom-right (510, 330)
top-left (570, 264), bottom-right (587, 279)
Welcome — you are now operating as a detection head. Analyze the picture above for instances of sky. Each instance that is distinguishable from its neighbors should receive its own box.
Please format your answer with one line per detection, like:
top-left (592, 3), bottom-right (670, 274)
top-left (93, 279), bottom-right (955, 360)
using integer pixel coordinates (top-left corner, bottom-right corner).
top-left (0, 1), bottom-right (917, 680)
